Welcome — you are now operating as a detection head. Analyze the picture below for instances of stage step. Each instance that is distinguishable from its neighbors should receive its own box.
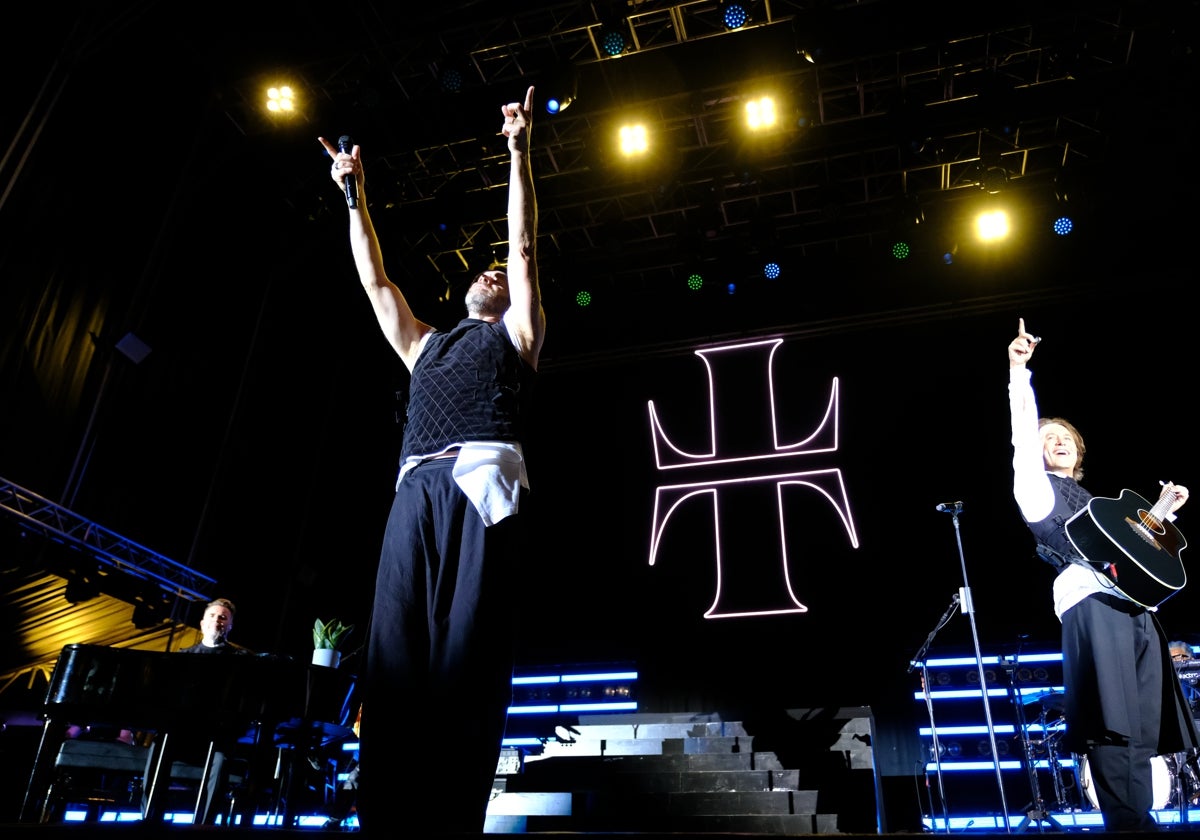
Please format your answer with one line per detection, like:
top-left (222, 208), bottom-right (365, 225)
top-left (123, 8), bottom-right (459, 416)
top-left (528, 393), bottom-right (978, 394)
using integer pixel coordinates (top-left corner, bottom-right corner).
top-left (515, 754), bottom-right (800, 792)
top-left (523, 809), bottom-right (837, 834)
top-left (488, 709), bottom-right (877, 834)
top-left (528, 734), bottom-right (757, 759)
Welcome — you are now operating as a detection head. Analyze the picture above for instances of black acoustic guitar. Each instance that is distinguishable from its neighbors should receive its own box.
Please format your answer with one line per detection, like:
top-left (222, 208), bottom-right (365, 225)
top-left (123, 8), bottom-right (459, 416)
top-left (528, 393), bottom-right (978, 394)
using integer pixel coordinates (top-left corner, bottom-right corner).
top-left (1065, 487), bottom-right (1188, 609)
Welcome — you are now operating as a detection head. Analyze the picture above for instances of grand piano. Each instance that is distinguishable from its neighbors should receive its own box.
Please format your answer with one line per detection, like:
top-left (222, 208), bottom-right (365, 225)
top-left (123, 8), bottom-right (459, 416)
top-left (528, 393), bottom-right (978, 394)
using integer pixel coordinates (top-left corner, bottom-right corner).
top-left (20, 643), bottom-right (358, 825)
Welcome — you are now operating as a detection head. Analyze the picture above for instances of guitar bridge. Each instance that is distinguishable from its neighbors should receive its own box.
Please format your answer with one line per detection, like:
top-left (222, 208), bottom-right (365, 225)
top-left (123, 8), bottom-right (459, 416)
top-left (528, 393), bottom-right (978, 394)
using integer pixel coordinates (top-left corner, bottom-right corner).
top-left (1125, 516), bottom-right (1164, 552)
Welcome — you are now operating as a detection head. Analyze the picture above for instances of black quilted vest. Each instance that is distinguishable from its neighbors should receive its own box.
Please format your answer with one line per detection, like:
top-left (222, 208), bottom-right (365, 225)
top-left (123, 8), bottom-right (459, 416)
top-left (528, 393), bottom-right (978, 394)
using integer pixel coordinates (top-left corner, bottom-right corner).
top-left (1026, 473), bottom-right (1093, 569)
top-left (399, 319), bottom-right (534, 462)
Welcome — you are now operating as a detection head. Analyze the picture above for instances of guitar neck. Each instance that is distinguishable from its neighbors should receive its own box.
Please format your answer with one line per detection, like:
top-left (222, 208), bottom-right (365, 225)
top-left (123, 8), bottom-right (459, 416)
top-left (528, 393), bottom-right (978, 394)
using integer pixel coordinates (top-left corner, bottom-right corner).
top-left (1148, 487), bottom-right (1177, 528)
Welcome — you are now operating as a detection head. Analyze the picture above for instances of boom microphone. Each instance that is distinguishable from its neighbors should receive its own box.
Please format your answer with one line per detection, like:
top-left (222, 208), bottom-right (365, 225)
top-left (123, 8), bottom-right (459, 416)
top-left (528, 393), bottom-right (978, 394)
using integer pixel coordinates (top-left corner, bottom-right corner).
top-left (935, 501), bottom-right (963, 513)
top-left (337, 135), bottom-right (358, 209)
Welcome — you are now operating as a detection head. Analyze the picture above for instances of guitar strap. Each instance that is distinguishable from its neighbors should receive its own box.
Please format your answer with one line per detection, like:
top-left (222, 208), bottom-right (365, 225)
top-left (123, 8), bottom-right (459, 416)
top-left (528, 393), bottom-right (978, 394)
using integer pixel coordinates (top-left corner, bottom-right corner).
top-left (1036, 542), bottom-right (1110, 576)
top-left (1035, 543), bottom-right (1071, 571)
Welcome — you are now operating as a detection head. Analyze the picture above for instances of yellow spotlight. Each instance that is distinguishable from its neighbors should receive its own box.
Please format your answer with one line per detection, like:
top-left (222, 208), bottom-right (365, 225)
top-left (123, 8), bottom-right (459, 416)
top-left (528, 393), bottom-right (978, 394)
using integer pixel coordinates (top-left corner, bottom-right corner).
top-left (745, 96), bottom-right (777, 131)
top-left (266, 85), bottom-right (296, 113)
top-left (618, 123), bottom-right (649, 157)
top-left (974, 209), bottom-right (1011, 242)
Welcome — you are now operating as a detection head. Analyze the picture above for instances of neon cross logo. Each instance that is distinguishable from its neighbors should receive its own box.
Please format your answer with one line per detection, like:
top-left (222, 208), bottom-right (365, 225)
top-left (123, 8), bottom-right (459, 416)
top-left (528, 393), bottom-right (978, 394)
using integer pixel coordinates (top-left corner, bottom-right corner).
top-left (646, 338), bottom-right (859, 618)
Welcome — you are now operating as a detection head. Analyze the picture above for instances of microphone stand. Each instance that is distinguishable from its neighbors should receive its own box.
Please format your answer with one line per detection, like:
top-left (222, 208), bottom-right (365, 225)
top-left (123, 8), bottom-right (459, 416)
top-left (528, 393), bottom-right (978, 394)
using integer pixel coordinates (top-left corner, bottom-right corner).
top-left (939, 501), bottom-right (1012, 832)
top-left (909, 593), bottom-right (961, 834)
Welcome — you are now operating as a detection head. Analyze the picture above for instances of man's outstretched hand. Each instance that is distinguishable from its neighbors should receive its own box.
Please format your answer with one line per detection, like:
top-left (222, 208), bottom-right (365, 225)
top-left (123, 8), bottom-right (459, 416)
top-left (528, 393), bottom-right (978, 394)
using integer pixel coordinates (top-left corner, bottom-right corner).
top-left (317, 136), bottom-right (362, 195)
top-left (1008, 317), bottom-right (1041, 368)
top-left (502, 86), bottom-right (535, 152)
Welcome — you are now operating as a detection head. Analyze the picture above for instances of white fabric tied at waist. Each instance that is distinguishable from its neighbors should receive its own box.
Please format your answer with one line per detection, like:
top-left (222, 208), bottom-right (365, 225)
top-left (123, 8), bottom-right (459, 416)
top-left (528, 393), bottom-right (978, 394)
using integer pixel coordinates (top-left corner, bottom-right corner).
top-left (397, 441), bottom-right (528, 527)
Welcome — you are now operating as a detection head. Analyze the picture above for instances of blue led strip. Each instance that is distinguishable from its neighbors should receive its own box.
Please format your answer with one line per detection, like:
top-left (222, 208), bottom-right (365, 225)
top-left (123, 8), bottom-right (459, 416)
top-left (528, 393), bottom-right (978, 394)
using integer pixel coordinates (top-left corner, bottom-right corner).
top-left (509, 704), bottom-right (559, 715)
top-left (925, 758), bottom-right (1078, 772)
top-left (919, 653), bottom-right (1063, 667)
top-left (560, 671), bottom-right (638, 682)
top-left (919, 723), bottom-right (1064, 736)
top-left (508, 667), bottom-right (638, 714)
top-left (919, 725), bottom-right (1016, 735)
top-left (912, 686), bottom-right (1064, 701)
top-left (512, 675), bottom-right (560, 685)
top-left (560, 701), bottom-right (637, 712)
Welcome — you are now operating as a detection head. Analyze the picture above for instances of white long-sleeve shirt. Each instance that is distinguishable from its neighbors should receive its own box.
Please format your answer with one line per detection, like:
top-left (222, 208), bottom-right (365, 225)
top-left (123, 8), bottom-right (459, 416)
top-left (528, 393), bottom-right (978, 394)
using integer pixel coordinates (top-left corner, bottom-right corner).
top-left (1008, 366), bottom-right (1127, 620)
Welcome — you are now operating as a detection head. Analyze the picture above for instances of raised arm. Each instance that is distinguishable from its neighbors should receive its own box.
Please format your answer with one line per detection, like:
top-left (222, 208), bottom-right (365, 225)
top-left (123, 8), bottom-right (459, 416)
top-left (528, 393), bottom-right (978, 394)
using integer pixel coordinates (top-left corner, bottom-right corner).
top-left (1008, 318), bottom-right (1055, 522)
top-left (498, 86), bottom-right (546, 369)
top-left (318, 136), bottom-right (434, 371)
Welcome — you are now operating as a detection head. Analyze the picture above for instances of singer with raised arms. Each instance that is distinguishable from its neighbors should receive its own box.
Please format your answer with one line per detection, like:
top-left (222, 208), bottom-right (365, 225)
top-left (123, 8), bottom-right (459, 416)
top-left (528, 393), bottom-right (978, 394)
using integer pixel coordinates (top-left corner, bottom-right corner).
top-left (1007, 317), bottom-right (1197, 831)
top-left (317, 85), bottom-right (544, 832)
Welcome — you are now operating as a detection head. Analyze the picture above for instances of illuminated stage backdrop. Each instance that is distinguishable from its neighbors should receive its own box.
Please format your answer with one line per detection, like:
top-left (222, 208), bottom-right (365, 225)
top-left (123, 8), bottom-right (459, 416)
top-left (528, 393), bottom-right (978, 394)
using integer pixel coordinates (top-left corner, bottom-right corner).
top-left (516, 297), bottom-right (1200, 721)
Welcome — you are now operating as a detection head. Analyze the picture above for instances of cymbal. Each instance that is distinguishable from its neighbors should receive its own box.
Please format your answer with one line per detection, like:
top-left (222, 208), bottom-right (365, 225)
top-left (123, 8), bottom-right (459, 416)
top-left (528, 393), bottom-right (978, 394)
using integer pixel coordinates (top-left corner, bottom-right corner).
top-left (1023, 689), bottom-right (1064, 706)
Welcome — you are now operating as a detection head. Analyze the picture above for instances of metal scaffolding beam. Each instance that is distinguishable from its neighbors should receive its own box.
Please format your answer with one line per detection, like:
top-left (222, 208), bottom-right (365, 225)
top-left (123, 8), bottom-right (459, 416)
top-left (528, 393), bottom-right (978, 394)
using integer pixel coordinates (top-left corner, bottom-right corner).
top-left (0, 477), bottom-right (216, 605)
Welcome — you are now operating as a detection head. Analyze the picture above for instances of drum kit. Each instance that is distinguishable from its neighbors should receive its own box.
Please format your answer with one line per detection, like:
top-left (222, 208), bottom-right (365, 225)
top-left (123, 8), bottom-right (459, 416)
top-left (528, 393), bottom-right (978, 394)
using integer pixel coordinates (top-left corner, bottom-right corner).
top-left (1019, 688), bottom-right (1200, 815)
top-left (1078, 752), bottom-right (1178, 811)
top-left (1017, 689), bottom-right (1076, 817)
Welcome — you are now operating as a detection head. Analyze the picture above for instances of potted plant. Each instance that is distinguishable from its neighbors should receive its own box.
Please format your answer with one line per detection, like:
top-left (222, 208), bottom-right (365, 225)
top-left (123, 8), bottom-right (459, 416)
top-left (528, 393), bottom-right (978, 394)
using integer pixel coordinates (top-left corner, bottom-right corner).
top-left (312, 617), bottom-right (354, 667)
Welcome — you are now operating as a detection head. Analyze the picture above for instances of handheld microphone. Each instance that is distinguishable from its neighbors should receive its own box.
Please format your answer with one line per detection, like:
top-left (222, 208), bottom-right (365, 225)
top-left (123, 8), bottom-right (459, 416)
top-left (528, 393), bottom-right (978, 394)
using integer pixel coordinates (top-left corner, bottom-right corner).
top-left (935, 501), bottom-right (963, 513)
top-left (337, 135), bottom-right (358, 209)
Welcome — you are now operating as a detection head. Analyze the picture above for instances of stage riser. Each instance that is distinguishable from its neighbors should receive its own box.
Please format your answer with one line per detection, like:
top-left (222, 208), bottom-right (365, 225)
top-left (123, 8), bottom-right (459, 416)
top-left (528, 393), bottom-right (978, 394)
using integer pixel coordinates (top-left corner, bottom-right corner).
top-left (491, 709), bottom-right (878, 834)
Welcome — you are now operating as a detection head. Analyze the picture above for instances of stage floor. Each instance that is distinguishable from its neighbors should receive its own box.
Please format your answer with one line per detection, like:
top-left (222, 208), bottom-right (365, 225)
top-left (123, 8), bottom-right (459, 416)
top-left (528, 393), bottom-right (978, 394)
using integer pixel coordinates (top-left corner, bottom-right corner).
top-left (6, 826), bottom-right (1200, 839)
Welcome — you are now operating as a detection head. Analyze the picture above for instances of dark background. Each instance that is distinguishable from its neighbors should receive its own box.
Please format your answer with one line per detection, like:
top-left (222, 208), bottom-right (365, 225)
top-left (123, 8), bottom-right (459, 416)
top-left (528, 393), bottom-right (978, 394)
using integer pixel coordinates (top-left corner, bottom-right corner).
top-left (1, 1), bottom-right (1196, 751)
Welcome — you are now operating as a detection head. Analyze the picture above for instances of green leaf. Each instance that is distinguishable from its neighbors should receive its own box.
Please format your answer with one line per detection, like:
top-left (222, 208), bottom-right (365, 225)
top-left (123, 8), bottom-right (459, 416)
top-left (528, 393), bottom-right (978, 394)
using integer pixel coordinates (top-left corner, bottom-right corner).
top-left (313, 617), bottom-right (354, 650)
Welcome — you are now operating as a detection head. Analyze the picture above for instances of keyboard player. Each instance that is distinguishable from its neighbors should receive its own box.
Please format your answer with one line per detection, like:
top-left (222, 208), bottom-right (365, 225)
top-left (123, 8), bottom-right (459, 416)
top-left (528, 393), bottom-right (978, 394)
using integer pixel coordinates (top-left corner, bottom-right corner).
top-left (1171, 641), bottom-right (1200, 716)
top-left (142, 597), bottom-right (253, 824)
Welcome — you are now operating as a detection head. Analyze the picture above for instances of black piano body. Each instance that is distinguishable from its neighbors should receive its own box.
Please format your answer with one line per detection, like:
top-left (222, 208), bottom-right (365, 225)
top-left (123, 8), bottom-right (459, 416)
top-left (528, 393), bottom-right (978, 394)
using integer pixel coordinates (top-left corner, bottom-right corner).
top-left (21, 643), bottom-right (358, 824)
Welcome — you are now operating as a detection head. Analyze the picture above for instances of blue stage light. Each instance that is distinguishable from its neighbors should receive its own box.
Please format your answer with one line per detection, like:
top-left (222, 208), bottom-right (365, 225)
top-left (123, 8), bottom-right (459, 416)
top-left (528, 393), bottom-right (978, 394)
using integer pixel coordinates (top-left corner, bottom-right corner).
top-left (600, 29), bottom-right (626, 57)
top-left (722, 2), bottom-right (749, 30)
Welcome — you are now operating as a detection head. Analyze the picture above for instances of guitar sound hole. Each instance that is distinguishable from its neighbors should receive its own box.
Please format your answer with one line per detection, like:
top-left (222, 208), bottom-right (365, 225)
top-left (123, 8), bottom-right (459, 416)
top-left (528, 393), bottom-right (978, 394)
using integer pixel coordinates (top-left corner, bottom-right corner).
top-left (1125, 516), bottom-right (1163, 550)
top-left (1137, 511), bottom-right (1166, 535)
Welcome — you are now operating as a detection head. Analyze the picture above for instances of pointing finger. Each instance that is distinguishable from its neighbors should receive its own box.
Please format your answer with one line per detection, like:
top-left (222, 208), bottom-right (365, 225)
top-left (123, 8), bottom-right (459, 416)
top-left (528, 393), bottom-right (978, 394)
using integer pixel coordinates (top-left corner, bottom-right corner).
top-left (318, 136), bottom-right (339, 157)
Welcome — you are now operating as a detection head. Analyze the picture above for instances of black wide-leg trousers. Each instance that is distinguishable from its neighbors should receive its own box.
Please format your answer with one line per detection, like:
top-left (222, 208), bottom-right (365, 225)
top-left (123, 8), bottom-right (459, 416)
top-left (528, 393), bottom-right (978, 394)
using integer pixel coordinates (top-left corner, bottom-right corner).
top-left (358, 458), bottom-right (521, 831)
